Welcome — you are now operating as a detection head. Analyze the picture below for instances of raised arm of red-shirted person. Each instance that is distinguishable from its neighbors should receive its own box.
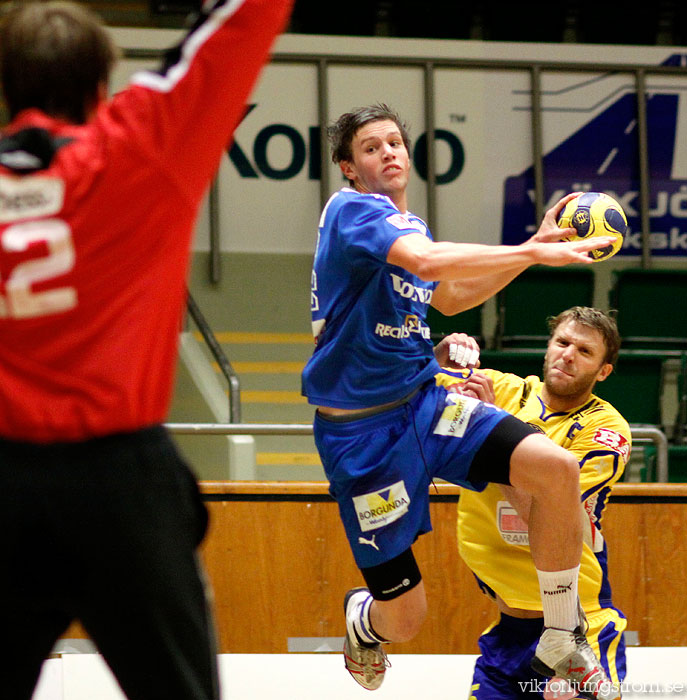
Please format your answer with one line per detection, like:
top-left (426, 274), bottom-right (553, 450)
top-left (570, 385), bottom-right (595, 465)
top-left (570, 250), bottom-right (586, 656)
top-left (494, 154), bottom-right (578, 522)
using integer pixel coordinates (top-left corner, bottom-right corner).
top-left (108, 0), bottom-right (294, 206)
top-left (387, 193), bottom-right (609, 316)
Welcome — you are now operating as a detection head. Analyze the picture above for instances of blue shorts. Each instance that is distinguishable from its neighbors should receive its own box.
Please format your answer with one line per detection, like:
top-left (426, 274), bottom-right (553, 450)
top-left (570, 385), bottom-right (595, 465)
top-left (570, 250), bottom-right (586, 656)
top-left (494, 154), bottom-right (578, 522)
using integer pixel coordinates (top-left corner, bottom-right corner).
top-left (314, 380), bottom-right (510, 568)
top-left (470, 610), bottom-right (627, 699)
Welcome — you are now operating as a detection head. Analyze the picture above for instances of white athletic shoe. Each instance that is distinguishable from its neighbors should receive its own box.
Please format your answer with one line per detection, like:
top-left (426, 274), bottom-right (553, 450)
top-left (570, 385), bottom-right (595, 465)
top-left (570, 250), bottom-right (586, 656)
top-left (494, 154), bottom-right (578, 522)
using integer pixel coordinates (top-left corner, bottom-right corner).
top-left (343, 587), bottom-right (389, 691)
top-left (531, 627), bottom-right (620, 700)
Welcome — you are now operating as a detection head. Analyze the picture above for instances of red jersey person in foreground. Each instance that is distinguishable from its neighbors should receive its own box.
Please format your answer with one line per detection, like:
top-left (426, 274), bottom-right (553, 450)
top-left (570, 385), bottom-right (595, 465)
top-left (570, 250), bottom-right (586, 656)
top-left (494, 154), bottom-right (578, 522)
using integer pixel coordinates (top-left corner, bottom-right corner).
top-left (0, 1), bottom-right (292, 698)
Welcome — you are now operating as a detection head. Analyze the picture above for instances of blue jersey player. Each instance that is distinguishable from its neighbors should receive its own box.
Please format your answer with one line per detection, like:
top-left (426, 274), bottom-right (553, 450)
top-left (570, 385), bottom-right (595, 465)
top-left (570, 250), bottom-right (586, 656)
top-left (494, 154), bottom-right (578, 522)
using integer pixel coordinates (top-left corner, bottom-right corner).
top-left (301, 104), bottom-right (619, 700)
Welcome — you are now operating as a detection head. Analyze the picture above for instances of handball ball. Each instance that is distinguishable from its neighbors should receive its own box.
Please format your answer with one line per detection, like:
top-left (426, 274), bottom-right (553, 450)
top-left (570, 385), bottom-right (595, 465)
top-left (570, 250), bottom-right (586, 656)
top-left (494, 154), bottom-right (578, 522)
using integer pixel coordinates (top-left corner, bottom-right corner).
top-left (557, 192), bottom-right (627, 262)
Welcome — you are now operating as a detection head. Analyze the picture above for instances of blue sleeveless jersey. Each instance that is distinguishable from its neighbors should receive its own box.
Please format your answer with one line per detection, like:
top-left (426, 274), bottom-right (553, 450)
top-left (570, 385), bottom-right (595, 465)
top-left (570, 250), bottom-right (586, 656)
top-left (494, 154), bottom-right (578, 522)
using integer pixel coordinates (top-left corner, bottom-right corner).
top-left (302, 188), bottom-right (440, 409)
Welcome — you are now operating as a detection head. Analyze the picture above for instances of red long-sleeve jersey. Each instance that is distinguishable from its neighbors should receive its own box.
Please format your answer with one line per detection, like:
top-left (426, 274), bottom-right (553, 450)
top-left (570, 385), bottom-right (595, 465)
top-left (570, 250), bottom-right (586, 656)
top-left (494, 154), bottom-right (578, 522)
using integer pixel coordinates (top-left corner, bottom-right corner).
top-left (0, 0), bottom-right (292, 442)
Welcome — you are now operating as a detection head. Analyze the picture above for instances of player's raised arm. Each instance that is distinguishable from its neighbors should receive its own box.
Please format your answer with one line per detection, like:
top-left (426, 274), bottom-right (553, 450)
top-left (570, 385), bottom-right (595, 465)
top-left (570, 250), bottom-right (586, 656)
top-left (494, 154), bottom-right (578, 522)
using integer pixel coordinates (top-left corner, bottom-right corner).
top-left (397, 193), bottom-right (612, 315)
top-left (387, 198), bottom-right (613, 284)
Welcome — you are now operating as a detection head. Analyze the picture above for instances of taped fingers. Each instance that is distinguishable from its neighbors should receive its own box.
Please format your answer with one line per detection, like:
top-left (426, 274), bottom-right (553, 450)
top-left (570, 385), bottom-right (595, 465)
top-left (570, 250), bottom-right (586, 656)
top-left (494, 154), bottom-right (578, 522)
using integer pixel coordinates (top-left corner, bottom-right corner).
top-left (449, 342), bottom-right (480, 368)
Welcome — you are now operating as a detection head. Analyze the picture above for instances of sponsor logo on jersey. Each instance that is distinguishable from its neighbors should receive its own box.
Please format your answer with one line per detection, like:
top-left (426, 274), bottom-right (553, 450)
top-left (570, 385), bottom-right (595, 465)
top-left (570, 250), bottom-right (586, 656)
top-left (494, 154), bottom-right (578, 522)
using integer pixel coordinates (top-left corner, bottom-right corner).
top-left (496, 500), bottom-right (529, 545)
top-left (592, 428), bottom-right (630, 461)
top-left (385, 212), bottom-right (428, 236)
top-left (374, 314), bottom-right (431, 340)
top-left (353, 480), bottom-right (410, 532)
top-left (583, 493), bottom-right (598, 525)
top-left (583, 493), bottom-right (605, 553)
top-left (390, 273), bottom-right (433, 303)
top-left (433, 393), bottom-right (480, 438)
top-left (0, 176), bottom-right (64, 222)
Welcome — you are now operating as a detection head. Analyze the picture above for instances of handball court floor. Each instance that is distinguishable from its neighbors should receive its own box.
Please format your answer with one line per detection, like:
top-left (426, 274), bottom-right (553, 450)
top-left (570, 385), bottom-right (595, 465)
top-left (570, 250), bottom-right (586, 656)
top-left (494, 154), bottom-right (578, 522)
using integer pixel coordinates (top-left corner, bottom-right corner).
top-left (33, 647), bottom-right (687, 699)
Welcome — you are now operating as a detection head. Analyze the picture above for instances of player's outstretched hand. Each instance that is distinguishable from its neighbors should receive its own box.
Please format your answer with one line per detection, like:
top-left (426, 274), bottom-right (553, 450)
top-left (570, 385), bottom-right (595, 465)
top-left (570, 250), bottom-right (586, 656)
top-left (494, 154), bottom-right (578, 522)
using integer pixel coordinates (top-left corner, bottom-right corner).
top-left (524, 191), bottom-right (619, 265)
top-left (534, 235), bottom-right (616, 266)
top-left (434, 332), bottom-right (480, 369)
top-left (527, 192), bottom-right (581, 244)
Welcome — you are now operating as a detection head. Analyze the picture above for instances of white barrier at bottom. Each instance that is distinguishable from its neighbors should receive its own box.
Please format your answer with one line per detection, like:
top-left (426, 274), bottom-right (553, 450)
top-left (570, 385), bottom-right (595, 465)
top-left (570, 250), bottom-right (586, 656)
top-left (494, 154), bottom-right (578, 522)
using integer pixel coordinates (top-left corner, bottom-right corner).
top-left (33, 648), bottom-right (687, 699)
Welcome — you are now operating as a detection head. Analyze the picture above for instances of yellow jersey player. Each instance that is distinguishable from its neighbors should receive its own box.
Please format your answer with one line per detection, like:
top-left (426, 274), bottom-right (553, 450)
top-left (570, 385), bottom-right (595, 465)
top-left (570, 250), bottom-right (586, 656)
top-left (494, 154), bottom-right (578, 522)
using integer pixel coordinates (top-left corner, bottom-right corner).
top-left (438, 307), bottom-right (630, 700)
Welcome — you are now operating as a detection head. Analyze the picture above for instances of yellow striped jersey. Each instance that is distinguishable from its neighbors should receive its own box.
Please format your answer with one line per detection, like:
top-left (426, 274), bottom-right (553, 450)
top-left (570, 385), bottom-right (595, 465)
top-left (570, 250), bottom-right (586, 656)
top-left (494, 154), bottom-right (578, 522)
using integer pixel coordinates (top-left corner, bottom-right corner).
top-left (437, 368), bottom-right (631, 612)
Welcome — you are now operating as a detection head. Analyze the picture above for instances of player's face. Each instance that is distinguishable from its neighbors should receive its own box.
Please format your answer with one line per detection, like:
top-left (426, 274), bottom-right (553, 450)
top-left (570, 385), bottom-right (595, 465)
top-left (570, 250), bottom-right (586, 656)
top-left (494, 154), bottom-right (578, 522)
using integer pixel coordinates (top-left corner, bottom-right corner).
top-left (542, 320), bottom-right (613, 409)
top-left (340, 119), bottom-right (411, 211)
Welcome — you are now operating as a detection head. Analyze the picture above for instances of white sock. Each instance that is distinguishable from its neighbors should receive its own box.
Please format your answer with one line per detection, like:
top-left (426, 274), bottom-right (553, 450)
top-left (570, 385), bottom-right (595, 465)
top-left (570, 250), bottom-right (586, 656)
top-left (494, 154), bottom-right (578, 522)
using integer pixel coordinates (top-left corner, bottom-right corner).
top-left (346, 590), bottom-right (385, 645)
top-left (537, 565), bottom-right (580, 631)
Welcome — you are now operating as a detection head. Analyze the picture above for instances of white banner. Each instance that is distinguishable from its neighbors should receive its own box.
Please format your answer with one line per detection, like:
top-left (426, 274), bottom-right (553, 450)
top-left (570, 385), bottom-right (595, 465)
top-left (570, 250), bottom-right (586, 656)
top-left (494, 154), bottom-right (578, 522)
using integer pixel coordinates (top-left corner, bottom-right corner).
top-left (109, 29), bottom-right (687, 256)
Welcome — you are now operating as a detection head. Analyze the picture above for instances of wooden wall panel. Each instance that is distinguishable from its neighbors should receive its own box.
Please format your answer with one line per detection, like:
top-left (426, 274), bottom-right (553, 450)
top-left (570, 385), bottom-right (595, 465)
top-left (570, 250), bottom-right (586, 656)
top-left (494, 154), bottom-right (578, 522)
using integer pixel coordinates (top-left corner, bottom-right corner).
top-left (641, 503), bottom-right (687, 644)
top-left (600, 501), bottom-right (649, 643)
top-left (197, 497), bottom-right (491, 654)
top-left (62, 483), bottom-right (687, 654)
top-left (201, 498), bottom-right (359, 652)
top-left (600, 498), bottom-right (687, 646)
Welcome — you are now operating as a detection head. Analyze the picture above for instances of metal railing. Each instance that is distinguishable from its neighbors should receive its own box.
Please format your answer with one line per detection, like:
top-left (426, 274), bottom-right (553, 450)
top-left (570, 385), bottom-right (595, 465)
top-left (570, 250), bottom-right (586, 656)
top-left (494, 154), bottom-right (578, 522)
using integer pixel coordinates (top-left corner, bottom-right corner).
top-left (631, 427), bottom-right (669, 482)
top-left (165, 422), bottom-right (670, 482)
top-left (185, 293), bottom-right (241, 423)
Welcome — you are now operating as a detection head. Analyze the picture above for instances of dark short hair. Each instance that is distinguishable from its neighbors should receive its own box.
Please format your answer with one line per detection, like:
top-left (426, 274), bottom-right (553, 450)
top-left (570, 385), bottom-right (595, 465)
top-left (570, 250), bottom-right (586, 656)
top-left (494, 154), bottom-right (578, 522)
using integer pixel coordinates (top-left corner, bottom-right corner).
top-left (0, 1), bottom-right (118, 124)
top-left (328, 103), bottom-right (411, 165)
top-left (547, 306), bottom-right (621, 367)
